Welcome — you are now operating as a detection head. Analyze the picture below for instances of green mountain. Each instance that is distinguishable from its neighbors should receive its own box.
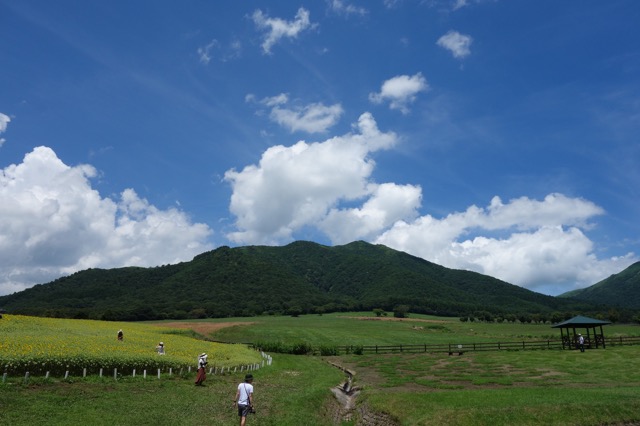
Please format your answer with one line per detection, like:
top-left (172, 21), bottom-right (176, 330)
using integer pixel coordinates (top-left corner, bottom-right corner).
top-left (0, 241), bottom-right (595, 320)
top-left (558, 261), bottom-right (640, 308)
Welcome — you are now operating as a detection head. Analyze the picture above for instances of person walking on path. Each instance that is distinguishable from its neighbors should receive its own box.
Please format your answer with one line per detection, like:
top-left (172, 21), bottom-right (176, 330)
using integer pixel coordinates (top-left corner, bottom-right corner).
top-left (195, 353), bottom-right (208, 385)
top-left (233, 374), bottom-right (254, 426)
top-left (578, 334), bottom-right (585, 352)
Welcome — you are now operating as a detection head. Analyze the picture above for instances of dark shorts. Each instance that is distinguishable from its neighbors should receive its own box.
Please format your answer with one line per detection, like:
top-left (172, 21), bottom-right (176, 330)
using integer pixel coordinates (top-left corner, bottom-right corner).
top-left (238, 404), bottom-right (252, 417)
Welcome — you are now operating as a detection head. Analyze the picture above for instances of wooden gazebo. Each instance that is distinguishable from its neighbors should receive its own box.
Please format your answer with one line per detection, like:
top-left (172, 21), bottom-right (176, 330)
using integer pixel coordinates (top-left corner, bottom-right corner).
top-left (551, 315), bottom-right (611, 350)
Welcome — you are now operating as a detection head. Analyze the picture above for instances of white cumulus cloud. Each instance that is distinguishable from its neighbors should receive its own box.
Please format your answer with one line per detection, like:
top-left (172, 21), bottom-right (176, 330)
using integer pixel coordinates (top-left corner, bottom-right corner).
top-left (224, 108), bottom-right (637, 295)
top-left (437, 30), bottom-right (473, 58)
top-left (224, 112), bottom-right (400, 244)
top-left (0, 112), bottom-right (10, 147)
top-left (0, 146), bottom-right (213, 296)
top-left (375, 194), bottom-right (636, 294)
top-left (252, 7), bottom-right (316, 54)
top-left (319, 182), bottom-right (422, 244)
top-left (369, 73), bottom-right (429, 114)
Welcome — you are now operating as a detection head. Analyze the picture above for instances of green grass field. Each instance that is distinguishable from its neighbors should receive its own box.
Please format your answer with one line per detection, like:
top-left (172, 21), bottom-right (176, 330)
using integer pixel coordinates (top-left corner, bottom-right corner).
top-left (2, 312), bottom-right (640, 425)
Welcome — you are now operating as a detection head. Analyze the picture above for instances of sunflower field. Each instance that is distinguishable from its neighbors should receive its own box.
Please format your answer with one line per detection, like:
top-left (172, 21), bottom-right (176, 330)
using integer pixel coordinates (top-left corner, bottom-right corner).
top-left (0, 315), bottom-right (262, 377)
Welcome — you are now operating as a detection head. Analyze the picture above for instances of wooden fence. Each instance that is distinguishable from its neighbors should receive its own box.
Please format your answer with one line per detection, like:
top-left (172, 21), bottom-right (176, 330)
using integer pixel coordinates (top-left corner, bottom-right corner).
top-left (1, 352), bottom-right (273, 384)
top-left (333, 335), bottom-right (640, 356)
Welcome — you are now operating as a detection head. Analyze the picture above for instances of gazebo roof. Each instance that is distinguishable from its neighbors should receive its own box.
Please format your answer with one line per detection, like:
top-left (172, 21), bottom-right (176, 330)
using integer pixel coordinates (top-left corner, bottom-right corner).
top-left (551, 315), bottom-right (611, 328)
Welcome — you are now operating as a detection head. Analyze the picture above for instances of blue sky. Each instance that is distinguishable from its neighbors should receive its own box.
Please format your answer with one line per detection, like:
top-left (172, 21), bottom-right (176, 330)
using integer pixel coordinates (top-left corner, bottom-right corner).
top-left (1, 0), bottom-right (639, 297)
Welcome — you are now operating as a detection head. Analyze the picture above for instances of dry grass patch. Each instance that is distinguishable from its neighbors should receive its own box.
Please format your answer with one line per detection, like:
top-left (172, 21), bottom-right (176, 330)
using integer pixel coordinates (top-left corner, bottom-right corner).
top-left (155, 321), bottom-right (255, 337)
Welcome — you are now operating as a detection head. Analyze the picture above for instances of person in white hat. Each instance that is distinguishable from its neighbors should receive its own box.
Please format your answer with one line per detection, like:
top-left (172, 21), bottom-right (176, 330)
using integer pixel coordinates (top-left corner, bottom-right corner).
top-left (156, 342), bottom-right (165, 355)
top-left (195, 353), bottom-right (208, 385)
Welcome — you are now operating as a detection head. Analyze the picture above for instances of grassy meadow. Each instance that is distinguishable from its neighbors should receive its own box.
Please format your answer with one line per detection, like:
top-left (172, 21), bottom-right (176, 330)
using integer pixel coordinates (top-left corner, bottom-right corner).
top-left (2, 312), bottom-right (640, 425)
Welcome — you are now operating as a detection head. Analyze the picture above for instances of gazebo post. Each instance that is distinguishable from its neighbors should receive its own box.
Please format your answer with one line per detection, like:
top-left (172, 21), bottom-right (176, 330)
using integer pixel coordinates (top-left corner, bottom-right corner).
top-left (600, 325), bottom-right (606, 349)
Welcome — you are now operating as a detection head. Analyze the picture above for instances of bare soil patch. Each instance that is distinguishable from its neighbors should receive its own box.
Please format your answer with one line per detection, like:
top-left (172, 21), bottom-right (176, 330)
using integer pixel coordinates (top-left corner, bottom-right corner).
top-left (152, 321), bottom-right (255, 337)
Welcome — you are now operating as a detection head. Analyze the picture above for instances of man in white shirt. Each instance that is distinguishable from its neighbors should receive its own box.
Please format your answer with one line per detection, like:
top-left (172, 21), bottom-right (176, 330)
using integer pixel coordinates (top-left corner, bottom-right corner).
top-left (233, 374), bottom-right (255, 426)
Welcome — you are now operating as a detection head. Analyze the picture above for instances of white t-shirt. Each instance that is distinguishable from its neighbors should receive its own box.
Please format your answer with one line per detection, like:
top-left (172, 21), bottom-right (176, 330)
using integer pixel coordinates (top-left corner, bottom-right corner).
top-left (237, 382), bottom-right (254, 405)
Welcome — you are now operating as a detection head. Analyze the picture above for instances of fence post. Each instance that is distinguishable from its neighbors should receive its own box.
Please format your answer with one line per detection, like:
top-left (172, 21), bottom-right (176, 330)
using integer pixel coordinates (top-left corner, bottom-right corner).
top-left (114, 368), bottom-right (117, 380)
top-left (24, 371), bottom-right (29, 384)
top-left (45, 371), bottom-right (50, 379)
top-left (100, 368), bottom-right (103, 377)
top-left (2, 372), bottom-right (6, 383)
top-left (133, 369), bottom-right (136, 378)
top-left (143, 370), bottom-right (147, 379)
top-left (157, 369), bottom-right (161, 379)
top-left (83, 368), bottom-right (87, 377)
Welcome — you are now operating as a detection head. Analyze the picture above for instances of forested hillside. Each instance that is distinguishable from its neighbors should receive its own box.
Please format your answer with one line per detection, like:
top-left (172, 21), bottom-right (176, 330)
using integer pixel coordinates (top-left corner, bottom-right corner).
top-left (559, 261), bottom-right (640, 309)
top-left (0, 241), bottom-right (599, 320)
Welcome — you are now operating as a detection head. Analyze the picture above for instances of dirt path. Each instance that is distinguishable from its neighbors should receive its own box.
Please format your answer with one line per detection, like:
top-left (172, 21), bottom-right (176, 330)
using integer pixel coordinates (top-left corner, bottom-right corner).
top-left (327, 360), bottom-right (400, 426)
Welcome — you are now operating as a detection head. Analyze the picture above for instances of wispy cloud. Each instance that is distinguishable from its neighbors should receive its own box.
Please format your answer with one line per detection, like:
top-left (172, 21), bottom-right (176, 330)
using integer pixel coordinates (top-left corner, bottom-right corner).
top-left (197, 39), bottom-right (218, 64)
top-left (328, 0), bottom-right (368, 17)
top-left (251, 7), bottom-right (316, 54)
top-left (197, 38), bottom-right (242, 64)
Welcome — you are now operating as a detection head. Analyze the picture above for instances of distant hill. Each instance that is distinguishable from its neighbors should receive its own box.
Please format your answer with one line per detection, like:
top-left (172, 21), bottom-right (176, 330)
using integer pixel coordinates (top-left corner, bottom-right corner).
top-left (0, 240), bottom-right (597, 320)
top-left (558, 261), bottom-right (640, 309)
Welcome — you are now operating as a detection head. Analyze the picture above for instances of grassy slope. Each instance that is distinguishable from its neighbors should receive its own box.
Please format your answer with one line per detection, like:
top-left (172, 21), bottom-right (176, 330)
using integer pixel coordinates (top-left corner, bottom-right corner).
top-left (206, 311), bottom-right (640, 346)
top-left (345, 346), bottom-right (640, 425)
top-left (3, 313), bottom-right (640, 425)
top-left (0, 354), bottom-right (345, 426)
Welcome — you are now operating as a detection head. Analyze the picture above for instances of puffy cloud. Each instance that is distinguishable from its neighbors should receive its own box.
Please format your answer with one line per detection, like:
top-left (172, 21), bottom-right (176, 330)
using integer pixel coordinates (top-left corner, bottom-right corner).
top-left (374, 194), bottom-right (636, 294)
top-left (0, 147), bottom-right (213, 296)
top-left (437, 30), bottom-right (473, 58)
top-left (224, 107), bottom-right (635, 294)
top-left (319, 182), bottom-right (422, 244)
top-left (369, 73), bottom-right (429, 114)
top-left (224, 112), bottom-right (399, 244)
top-left (250, 93), bottom-right (343, 133)
top-left (270, 102), bottom-right (344, 133)
top-left (0, 112), bottom-right (10, 147)
top-left (251, 7), bottom-right (316, 54)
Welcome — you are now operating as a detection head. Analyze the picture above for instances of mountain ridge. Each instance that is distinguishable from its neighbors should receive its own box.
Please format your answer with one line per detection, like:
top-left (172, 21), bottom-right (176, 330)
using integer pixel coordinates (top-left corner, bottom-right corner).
top-left (0, 240), bottom-right (609, 320)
